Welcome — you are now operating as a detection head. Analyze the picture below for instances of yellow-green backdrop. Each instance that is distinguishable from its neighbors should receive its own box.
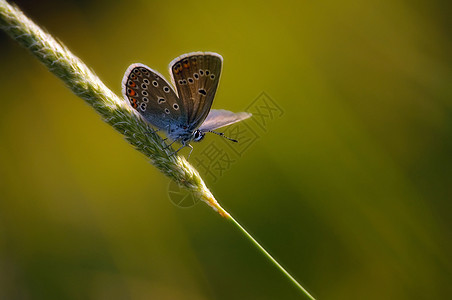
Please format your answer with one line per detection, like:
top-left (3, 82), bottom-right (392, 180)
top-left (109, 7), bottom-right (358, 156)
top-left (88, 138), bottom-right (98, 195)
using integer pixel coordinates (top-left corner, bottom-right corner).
top-left (0, 0), bottom-right (451, 299)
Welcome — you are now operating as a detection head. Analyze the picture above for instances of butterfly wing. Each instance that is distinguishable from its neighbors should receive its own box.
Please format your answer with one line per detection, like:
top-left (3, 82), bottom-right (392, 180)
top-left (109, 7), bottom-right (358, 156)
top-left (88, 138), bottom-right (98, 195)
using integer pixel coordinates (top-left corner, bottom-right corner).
top-left (169, 52), bottom-right (222, 130)
top-left (198, 109), bottom-right (252, 132)
top-left (122, 63), bottom-right (187, 129)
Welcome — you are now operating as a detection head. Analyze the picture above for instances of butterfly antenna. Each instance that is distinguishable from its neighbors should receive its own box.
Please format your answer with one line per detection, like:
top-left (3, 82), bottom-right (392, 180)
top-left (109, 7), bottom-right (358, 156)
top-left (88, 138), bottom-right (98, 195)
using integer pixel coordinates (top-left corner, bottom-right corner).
top-left (208, 130), bottom-right (238, 143)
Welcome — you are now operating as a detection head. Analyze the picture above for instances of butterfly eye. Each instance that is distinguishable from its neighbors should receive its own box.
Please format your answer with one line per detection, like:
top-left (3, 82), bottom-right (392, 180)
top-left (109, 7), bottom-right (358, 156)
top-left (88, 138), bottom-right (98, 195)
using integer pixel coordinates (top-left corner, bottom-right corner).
top-left (193, 130), bottom-right (205, 142)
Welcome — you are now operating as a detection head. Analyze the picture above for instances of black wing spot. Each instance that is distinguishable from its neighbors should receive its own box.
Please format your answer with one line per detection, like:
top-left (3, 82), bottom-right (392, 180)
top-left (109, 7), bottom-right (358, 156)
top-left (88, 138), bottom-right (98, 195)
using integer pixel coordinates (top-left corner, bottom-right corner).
top-left (140, 103), bottom-right (147, 111)
top-left (198, 89), bottom-right (207, 95)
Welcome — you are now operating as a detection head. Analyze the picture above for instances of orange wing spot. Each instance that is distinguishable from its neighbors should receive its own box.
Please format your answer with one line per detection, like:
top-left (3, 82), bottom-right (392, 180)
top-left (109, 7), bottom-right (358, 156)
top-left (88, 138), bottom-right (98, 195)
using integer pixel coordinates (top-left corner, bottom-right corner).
top-left (130, 98), bottom-right (138, 108)
top-left (129, 89), bottom-right (136, 96)
top-left (183, 62), bottom-right (190, 68)
top-left (174, 63), bottom-right (183, 74)
top-left (129, 81), bottom-right (136, 87)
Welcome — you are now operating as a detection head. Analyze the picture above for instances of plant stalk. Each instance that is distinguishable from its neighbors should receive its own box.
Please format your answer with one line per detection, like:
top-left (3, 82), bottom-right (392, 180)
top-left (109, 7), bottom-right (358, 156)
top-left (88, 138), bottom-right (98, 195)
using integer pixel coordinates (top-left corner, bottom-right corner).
top-left (0, 1), bottom-right (315, 298)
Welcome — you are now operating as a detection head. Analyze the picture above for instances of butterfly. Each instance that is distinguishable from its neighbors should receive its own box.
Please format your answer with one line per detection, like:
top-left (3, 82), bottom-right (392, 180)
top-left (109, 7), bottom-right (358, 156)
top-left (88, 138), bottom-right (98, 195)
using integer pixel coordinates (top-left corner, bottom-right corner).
top-left (122, 52), bottom-right (252, 156)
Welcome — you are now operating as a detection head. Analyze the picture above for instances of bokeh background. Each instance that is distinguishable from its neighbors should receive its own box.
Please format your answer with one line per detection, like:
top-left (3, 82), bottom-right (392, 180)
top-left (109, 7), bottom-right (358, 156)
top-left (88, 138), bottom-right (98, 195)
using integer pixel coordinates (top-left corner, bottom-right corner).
top-left (1, 0), bottom-right (451, 299)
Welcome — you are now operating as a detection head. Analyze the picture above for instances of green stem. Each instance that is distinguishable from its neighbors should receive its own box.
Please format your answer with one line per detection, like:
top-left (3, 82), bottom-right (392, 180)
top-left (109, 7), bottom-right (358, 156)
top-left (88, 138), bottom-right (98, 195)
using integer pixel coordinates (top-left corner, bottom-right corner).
top-left (0, 1), bottom-right (316, 298)
top-left (228, 215), bottom-right (316, 299)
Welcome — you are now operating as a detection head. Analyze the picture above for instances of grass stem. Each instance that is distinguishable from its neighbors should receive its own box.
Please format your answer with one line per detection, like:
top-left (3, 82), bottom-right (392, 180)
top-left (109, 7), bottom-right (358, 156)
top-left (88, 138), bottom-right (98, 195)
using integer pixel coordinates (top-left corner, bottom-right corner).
top-left (0, 1), bottom-right (316, 298)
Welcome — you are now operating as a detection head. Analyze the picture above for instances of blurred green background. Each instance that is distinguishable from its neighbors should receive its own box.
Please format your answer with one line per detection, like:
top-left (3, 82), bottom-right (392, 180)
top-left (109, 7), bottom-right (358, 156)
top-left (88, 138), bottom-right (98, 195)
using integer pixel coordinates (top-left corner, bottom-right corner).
top-left (1, 0), bottom-right (451, 299)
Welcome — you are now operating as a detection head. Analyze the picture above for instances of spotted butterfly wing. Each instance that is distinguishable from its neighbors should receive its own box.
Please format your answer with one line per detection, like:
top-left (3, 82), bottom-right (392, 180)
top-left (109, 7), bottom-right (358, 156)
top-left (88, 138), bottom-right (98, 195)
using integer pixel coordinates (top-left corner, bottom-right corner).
top-left (122, 63), bottom-right (186, 129)
top-left (199, 109), bottom-right (252, 132)
top-left (169, 52), bottom-right (222, 130)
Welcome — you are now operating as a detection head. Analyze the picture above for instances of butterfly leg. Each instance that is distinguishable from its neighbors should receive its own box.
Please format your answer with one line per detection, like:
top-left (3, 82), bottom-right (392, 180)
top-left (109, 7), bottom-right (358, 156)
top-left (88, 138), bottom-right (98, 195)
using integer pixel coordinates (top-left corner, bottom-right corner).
top-left (186, 144), bottom-right (194, 159)
top-left (171, 144), bottom-right (186, 156)
top-left (163, 139), bottom-right (178, 150)
top-left (145, 127), bottom-right (159, 135)
top-left (169, 142), bottom-right (193, 158)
